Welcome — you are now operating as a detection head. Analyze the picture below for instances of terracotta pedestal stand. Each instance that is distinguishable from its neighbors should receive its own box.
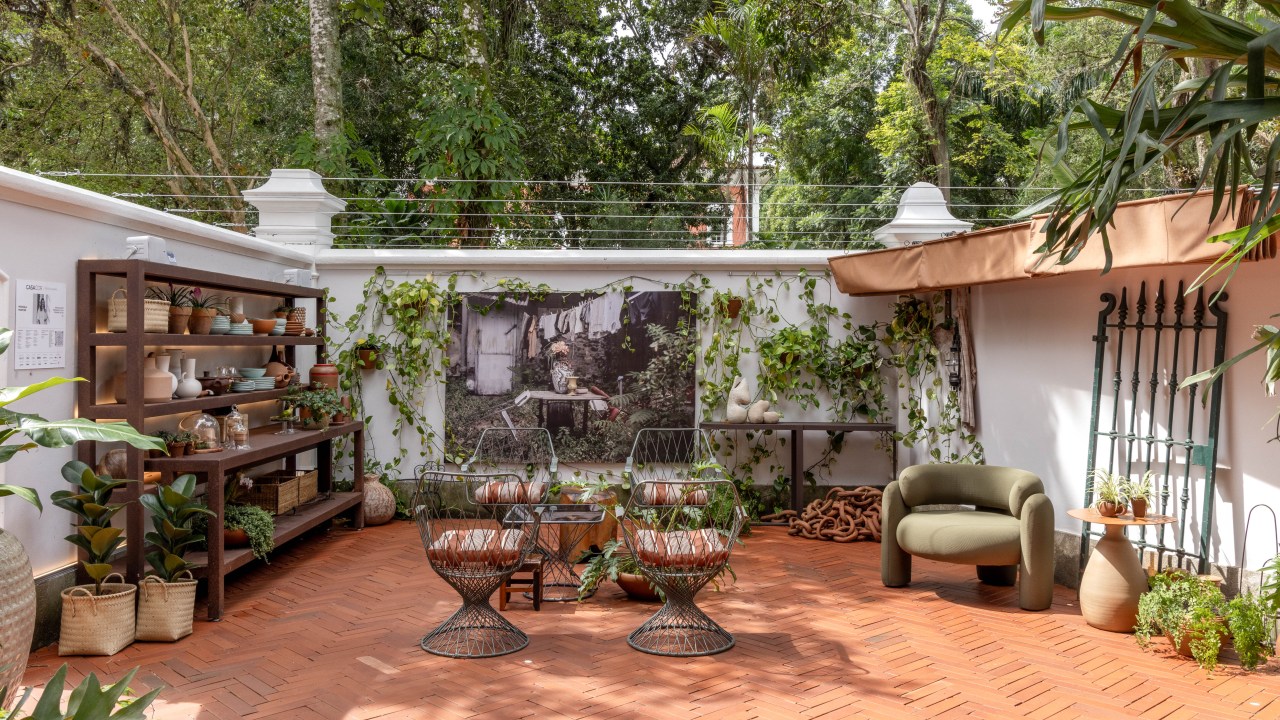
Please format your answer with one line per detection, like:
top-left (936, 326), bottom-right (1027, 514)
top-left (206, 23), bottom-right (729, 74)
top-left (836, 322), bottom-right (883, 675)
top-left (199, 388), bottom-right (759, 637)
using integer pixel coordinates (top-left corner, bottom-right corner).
top-left (1068, 508), bottom-right (1176, 632)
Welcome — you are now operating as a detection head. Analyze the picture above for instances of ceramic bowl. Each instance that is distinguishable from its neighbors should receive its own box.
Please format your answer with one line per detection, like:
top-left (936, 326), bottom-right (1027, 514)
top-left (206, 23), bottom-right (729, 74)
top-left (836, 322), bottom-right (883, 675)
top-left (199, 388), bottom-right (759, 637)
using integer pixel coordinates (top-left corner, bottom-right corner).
top-left (250, 318), bottom-right (277, 335)
top-left (238, 368), bottom-right (267, 378)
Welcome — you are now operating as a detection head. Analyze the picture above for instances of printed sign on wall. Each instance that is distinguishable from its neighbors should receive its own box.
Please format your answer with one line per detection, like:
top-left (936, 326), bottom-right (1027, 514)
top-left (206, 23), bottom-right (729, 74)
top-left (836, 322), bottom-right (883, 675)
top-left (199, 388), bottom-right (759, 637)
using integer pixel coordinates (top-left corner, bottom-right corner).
top-left (14, 279), bottom-right (66, 370)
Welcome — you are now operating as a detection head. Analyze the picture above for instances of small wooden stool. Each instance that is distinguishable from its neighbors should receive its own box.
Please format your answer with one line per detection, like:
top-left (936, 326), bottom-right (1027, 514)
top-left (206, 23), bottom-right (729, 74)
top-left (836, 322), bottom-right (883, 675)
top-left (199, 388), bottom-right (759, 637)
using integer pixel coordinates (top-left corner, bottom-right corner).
top-left (498, 555), bottom-right (544, 611)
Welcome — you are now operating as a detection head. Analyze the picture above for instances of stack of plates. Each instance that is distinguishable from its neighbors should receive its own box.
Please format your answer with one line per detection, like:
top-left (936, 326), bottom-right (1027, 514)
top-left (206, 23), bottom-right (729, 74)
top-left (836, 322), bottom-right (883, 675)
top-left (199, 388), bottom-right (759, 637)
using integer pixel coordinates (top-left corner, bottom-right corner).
top-left (284, 320), bottom-right (305, 336)
top-left (253, 377), bottom-right (275, 390)
top-left (230, 380), bottom-right (256, 393)
top-left (210, 316), bottom-right (231, 335)
top-left (270, 318), bottom-right (286, 336)
top-left (228, 321), bottom-right (253, 335)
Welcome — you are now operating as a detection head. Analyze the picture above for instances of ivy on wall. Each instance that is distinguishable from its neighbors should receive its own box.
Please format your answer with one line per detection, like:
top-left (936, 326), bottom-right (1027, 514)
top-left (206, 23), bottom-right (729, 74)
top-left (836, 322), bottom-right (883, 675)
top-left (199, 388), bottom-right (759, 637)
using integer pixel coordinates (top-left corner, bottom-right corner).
top-left (325, 266), bottom-right (980, 516)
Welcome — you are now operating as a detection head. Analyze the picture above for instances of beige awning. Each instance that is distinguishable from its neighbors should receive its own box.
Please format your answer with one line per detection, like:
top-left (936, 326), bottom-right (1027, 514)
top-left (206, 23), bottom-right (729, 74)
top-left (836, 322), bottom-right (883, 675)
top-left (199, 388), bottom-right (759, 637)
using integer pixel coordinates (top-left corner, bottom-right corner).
top-left (829, 190), bottom-right (1278, 297)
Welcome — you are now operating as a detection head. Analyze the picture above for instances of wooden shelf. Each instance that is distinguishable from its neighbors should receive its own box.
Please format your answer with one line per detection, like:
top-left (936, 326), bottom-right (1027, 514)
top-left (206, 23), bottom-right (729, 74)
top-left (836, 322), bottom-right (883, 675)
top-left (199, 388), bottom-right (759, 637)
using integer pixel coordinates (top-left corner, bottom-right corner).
top-left (145, 422), bottom-right (363, 474)
top-left (83, 387), bottom-right (292, 420)
top-left (77, 259), bottom-right (324, 298)
top-left (86, 333), bottom-right (323, 347)
top-left (184, 492), bottom-right (363, 577)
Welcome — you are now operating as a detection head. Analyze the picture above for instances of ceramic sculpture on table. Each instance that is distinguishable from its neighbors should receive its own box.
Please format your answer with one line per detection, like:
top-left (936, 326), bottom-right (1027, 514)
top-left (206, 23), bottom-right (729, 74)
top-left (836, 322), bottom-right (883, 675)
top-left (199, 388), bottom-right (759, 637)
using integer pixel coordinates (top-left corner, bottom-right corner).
top-left (726, 376), bottom-right (750, 422)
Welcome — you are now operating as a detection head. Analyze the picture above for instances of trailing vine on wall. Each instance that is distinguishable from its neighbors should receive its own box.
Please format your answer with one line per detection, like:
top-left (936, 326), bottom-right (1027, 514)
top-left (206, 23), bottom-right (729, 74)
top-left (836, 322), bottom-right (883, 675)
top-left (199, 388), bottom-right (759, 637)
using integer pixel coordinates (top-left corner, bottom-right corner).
top-left (324, 265), bottom-right (977, 517)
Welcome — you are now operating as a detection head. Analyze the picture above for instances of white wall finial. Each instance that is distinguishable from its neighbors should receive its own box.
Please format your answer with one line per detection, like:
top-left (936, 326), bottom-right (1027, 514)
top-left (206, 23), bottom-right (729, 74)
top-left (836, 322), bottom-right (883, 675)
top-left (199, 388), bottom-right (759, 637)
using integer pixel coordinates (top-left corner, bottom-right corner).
top-left (873, 182), bottom-right (974, 246)
top-left (243, 169), bottom-right (346, 249)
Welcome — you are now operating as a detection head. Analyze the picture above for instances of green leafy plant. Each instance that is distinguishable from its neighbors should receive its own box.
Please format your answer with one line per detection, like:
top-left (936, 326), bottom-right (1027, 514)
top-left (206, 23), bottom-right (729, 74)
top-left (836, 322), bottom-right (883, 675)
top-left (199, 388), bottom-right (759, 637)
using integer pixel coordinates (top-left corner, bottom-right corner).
top-left (144, 284), bottom-right (192, 307)
top-left (1091, 469), bottom-right (1126, 506)
top-left (186, 288), bottom-right (225, 311)
top-left (287, 387), bottom-right (343, 426)
top-left (1135, 570), bottom-right (1272, 673)
top-left (174, 431), bottom-right (198, 447)
top-left (222, 505), bottom-right (274, 562)
top-left (576, 539), bottom-right (660, 601)
top-left (1, 664), bottom-right (160, 720)
top-left (50, 461), bottom-right (130, 596)
top-left (1124, 471), bottom-right (1153, 502)
top-left (138, 474), bottom-right (214, 582)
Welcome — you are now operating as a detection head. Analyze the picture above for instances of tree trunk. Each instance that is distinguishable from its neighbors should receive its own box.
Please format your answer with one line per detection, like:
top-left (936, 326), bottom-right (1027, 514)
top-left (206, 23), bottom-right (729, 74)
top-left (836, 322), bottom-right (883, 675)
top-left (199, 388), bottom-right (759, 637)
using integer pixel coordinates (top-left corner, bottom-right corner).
top-left (309, 0), bottom-right (342, 156)
top-left (905, 55), bottom-right (950, 201)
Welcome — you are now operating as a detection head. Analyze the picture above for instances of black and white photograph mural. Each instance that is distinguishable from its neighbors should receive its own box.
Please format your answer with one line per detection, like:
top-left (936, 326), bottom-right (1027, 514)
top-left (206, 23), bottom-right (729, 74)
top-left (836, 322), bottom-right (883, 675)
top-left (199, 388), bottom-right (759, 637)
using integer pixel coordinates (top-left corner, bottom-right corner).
top-left (445, 290), bottom-right (696, 462)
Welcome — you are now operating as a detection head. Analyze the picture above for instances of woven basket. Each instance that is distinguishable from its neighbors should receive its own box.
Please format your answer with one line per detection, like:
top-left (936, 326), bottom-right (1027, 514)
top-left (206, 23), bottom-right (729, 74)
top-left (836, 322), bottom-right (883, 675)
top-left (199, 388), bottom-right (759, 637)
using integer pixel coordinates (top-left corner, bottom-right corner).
top-left (58, 577), bottom-right (136, 656)
top-left (296, 469), bottom-right (319, 504)
top-left (136, 573), bottom-right (197, 642)
top-left (107, 289), bottom-right (170, 333)
top-left (245, 472), bottom-right (301, 515)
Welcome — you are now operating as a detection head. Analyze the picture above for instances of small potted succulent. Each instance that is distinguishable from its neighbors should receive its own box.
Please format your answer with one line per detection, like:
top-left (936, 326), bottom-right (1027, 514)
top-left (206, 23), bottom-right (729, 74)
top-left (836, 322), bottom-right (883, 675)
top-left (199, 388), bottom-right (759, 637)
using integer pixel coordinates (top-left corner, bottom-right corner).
top-left (1091, 469), bottom-right (1127, 517)
top-left (176, 430), bottom-right (199, 455)
top-left (1125, 471), bottom-right (1154, 519)
top-left (273, 303), bottom-right (291, 319)
top-left (137, 473), bottom-right (213, 641)
top-left (354, 337), bottom-right (380, 369)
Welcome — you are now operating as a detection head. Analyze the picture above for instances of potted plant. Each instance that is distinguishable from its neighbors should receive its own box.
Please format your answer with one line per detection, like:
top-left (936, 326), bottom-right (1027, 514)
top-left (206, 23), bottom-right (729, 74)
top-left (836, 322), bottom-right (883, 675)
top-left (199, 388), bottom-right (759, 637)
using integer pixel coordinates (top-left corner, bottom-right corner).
top-left (157, 429), bottom-right (185, 457)
top-left (578, 539), bottom-right (662, 601)
top-left (1125, 471), bottom-right (1154, 519)
top-left (51, 461), bottom-right (139, 656)
top-left (137, 473), bottom-right (213, 642)
top-left (713, 291), bottom-right (743, 320)
top-left (186, 288), bottom-right (226, 335)
top-left (222, 505), bottom-right (275, 562)
top-left (0, 327), bottom-right (162, 705)
top-left (176, 431), bottom-right (199, 455)
top-left (1091, 469), bottom-right (1127, 517)
top-left (354, 337), bottom-right (380, 369)
top-left (289, 386), bottom-right (342, 430)
top-left (273, 303), bottom-right (291, 319)
top-left (1135, 570), bottom-right (1273, 672)
top-left (147, 283), bottom-right (193, 334)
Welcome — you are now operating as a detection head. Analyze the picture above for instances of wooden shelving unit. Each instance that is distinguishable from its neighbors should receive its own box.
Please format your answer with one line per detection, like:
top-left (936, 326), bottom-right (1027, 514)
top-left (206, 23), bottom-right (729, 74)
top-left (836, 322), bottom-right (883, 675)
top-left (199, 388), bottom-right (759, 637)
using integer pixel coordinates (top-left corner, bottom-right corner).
top-left (76, 259), bottom-right (364, 621)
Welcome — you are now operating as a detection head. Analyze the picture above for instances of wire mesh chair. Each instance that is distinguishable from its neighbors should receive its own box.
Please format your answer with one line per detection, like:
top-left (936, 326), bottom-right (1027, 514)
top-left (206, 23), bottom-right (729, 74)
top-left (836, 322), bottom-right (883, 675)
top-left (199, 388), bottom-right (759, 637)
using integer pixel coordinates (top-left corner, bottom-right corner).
top-left (461, 427), bottom-right (558, 500)
top-left (620, 466), bottom-right (746, 656)
top-left (412, 470), bottom-right (543, 658)
top-left (622, 427), bottom-right (718, 491)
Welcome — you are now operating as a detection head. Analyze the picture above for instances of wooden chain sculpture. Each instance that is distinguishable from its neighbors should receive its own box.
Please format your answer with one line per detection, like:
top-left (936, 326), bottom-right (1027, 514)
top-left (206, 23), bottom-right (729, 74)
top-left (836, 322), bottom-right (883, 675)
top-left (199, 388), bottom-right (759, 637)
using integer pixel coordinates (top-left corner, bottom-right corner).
top-left (761, 486), bottom-right (883, 542)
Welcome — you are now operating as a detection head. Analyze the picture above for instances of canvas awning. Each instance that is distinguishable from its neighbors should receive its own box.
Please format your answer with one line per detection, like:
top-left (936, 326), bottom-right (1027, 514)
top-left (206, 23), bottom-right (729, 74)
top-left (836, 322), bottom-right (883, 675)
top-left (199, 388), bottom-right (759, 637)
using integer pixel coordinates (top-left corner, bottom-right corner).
top-left (829, 191), bottom-right (1278, 296)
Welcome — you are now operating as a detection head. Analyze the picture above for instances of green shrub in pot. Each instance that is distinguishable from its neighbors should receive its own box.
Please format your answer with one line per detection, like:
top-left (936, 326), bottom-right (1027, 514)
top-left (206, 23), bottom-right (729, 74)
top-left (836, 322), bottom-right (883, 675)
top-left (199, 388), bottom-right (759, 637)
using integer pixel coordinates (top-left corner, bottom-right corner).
top-left (51, 461), bottom-right (132, 597)
top-left (139, 473), bottom-right (213, 581)
top-left (1135, 569), bottom-right (1273, 672)
top-left (223, 505), bottom-right (275, 562)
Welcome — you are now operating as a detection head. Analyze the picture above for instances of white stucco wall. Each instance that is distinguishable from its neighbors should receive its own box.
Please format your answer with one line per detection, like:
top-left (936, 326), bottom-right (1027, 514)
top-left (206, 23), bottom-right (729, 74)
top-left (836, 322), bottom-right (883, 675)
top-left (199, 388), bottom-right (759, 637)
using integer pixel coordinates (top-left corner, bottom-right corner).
top-left (0, 168), bottom-right (313, 575)
top-left (972, 258), bottom-right (1279, 569)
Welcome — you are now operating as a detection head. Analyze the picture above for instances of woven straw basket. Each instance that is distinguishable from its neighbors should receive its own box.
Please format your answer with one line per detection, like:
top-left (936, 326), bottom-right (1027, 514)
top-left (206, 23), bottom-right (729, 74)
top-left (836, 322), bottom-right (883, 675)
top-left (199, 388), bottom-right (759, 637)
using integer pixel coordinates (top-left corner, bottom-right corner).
top-left (107, 288), bottom-right (170, 333)
top-left (0, 530), bottom-right (36, 712)
top-left (136, 573), bottom-right (197, 642)
top-left (58, 577), bottom-right (136, 656)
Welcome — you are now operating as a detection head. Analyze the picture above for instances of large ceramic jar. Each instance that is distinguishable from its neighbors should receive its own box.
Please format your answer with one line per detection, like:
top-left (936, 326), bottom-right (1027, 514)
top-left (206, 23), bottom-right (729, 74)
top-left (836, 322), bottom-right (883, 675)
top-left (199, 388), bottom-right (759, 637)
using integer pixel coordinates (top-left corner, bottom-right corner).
top-left (309, 363), bottom-right (339, 389)
top-left (143, 356), bottom-right (173, 402)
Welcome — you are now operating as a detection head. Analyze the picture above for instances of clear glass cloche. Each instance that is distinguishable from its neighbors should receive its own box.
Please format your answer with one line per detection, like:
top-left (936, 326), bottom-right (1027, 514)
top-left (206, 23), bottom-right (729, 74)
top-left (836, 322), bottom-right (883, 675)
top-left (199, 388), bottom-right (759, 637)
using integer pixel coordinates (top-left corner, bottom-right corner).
top-left (180, 412), bottom-right (222, 452)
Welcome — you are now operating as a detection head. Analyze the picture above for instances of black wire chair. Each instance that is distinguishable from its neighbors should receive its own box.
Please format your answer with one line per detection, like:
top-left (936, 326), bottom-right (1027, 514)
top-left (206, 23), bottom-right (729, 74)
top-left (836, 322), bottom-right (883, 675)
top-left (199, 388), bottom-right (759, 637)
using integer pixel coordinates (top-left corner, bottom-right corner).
top-left (623, 427), bottom-right (718, 490)
top-left (412, 470), bottom-right (543, 658)
top-left (620, 454), bottom-right (746, 656)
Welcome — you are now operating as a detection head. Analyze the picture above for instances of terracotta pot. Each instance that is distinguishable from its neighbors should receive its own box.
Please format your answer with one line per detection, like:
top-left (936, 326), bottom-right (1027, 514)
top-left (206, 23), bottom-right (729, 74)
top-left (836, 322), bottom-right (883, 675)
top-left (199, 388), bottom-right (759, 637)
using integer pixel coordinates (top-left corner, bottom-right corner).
top-left (357, 348), bottom-right (378, 369)
top-left (167, 306), bottom-right (192, 334)
top-left (1166, 623), bottom-right (1229, 658)
top-left (616, 571), bottom-right (661, 602)
top-left (273, 311), bottom-right (288, 319)
top-left (250, 318), bottom-right (277, 335)
top-left (718, 296), bottom-right (743, 319)
top-left (309, 363), bottom-right (340, 389)
top-left (287, 307), bottom-right (306, 324)
top-left (187, 308), bottom-right (217, 335)
top-left (1096, 501), bottom-right (1126, 518)
top-left (224, 527), bottom-right (250, 548)
top-left (166, 442), bottom-right (187, 458)
top-left (1131, 497), bottom-right (1148, 518)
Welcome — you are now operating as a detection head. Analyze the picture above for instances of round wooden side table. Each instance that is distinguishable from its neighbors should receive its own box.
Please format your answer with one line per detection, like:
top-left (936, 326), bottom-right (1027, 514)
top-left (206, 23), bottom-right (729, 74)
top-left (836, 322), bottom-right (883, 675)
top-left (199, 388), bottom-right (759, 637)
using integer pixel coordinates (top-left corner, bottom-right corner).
top-left (1068, 508), bottom-right (1176, 633)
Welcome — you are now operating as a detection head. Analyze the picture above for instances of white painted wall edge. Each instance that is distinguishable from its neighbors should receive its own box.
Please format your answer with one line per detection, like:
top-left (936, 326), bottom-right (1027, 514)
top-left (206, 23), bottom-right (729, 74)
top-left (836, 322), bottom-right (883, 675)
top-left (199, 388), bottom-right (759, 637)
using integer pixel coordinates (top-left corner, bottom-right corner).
top-left (0, 166), bottom-right (313, 266)
top-left (313, 247), bottom-right (847, 271)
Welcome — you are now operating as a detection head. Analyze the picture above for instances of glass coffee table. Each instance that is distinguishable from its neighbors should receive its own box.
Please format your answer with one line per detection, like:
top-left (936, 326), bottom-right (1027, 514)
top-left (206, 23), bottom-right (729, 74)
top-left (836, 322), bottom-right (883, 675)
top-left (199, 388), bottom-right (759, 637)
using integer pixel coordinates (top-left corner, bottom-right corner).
top-left (505, 503), bottom-right (606, 601)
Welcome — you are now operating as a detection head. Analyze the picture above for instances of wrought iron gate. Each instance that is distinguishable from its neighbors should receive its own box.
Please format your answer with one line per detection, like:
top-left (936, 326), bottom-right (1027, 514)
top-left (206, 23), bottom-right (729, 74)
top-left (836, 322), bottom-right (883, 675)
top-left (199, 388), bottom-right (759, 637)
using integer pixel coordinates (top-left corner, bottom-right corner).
top-left (1081, 280), bottom-right (1228, 575)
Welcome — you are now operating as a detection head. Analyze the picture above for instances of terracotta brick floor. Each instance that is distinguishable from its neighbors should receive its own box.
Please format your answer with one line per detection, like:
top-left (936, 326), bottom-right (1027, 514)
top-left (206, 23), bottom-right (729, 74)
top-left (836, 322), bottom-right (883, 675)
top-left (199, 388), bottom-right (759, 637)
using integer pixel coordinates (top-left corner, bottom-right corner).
top-left (21, 524), bottom-right (1280, 719)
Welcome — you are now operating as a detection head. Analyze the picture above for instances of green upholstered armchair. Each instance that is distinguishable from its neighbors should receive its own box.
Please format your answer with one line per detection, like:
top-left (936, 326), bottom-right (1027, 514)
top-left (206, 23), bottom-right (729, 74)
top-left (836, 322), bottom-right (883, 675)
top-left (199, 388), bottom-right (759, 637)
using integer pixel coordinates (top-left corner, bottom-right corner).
top-left (881, 464), bottom-right (1055, 611)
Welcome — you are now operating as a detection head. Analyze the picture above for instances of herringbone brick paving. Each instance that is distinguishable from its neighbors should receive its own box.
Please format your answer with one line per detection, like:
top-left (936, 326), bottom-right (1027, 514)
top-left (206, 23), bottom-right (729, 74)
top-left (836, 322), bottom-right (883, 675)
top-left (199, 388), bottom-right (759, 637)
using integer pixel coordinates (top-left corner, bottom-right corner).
top-left (21, 524), bottom-right (1280, 719)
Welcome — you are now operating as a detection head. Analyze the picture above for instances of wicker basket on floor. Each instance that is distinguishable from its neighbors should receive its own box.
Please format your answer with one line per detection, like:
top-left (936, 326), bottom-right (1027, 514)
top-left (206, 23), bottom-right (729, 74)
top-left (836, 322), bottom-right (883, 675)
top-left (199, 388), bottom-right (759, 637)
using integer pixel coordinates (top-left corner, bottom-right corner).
top-left (58, 578), bottom-right (136, 656)
top-left (136, 573), bottom-right (197, 642)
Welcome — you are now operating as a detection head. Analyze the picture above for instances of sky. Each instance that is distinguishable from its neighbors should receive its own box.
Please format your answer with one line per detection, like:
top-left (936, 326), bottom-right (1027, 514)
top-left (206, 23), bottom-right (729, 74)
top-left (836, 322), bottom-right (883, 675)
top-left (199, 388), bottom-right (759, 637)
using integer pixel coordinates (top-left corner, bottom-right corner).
top-left (970, 0), bottom-right (1000, 29)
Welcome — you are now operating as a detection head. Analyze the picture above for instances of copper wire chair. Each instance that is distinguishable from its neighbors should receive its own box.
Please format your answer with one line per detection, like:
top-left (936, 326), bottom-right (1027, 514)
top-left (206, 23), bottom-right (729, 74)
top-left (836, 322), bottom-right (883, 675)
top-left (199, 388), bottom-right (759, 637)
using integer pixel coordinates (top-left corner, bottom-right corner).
top-left (620, 429), bottom-right (746, 656)
top-left (413, 470), bottom-right (543, 658)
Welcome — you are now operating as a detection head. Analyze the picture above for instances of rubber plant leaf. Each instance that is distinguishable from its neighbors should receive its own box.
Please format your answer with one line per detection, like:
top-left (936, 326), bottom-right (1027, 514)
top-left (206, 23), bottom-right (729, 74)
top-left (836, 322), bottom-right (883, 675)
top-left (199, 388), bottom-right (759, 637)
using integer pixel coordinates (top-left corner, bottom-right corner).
top-left (0, 483), bottom-right (41, 510)
top-left (18, 418), bottom-right (165, 452)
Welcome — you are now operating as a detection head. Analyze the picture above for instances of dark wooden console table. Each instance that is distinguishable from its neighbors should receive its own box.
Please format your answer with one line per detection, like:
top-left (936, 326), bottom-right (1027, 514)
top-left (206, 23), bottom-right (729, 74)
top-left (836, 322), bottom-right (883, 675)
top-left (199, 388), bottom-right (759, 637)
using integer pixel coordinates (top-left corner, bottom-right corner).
top-left (701, 421), bottom-right (896, 512)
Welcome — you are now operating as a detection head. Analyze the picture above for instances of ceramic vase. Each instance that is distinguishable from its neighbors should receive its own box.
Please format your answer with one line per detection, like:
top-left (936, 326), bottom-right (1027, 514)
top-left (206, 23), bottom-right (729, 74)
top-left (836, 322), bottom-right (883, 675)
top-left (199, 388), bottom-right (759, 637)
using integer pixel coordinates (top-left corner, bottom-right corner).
top-left (551, 361), bottom-right (572, 394)
top-left (176, 371), bottom-right (202, 399)
top-left (146, 356), bottom-right (174, 401)
top-left (309, 363), bottom-right (339, 389)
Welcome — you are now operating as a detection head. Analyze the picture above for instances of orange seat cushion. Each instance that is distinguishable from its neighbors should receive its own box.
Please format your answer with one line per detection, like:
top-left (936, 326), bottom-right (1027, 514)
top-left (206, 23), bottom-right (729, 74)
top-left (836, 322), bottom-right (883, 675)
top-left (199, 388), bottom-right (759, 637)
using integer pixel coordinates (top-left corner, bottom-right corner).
top-left (638, 483), bottom-right (708, 506)
top-left (633, 529), bottom-right (729, 568)
top-left (475, 479), bottom-right (546, 504)
top-left (428, 529), bottom-right (525, 567)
